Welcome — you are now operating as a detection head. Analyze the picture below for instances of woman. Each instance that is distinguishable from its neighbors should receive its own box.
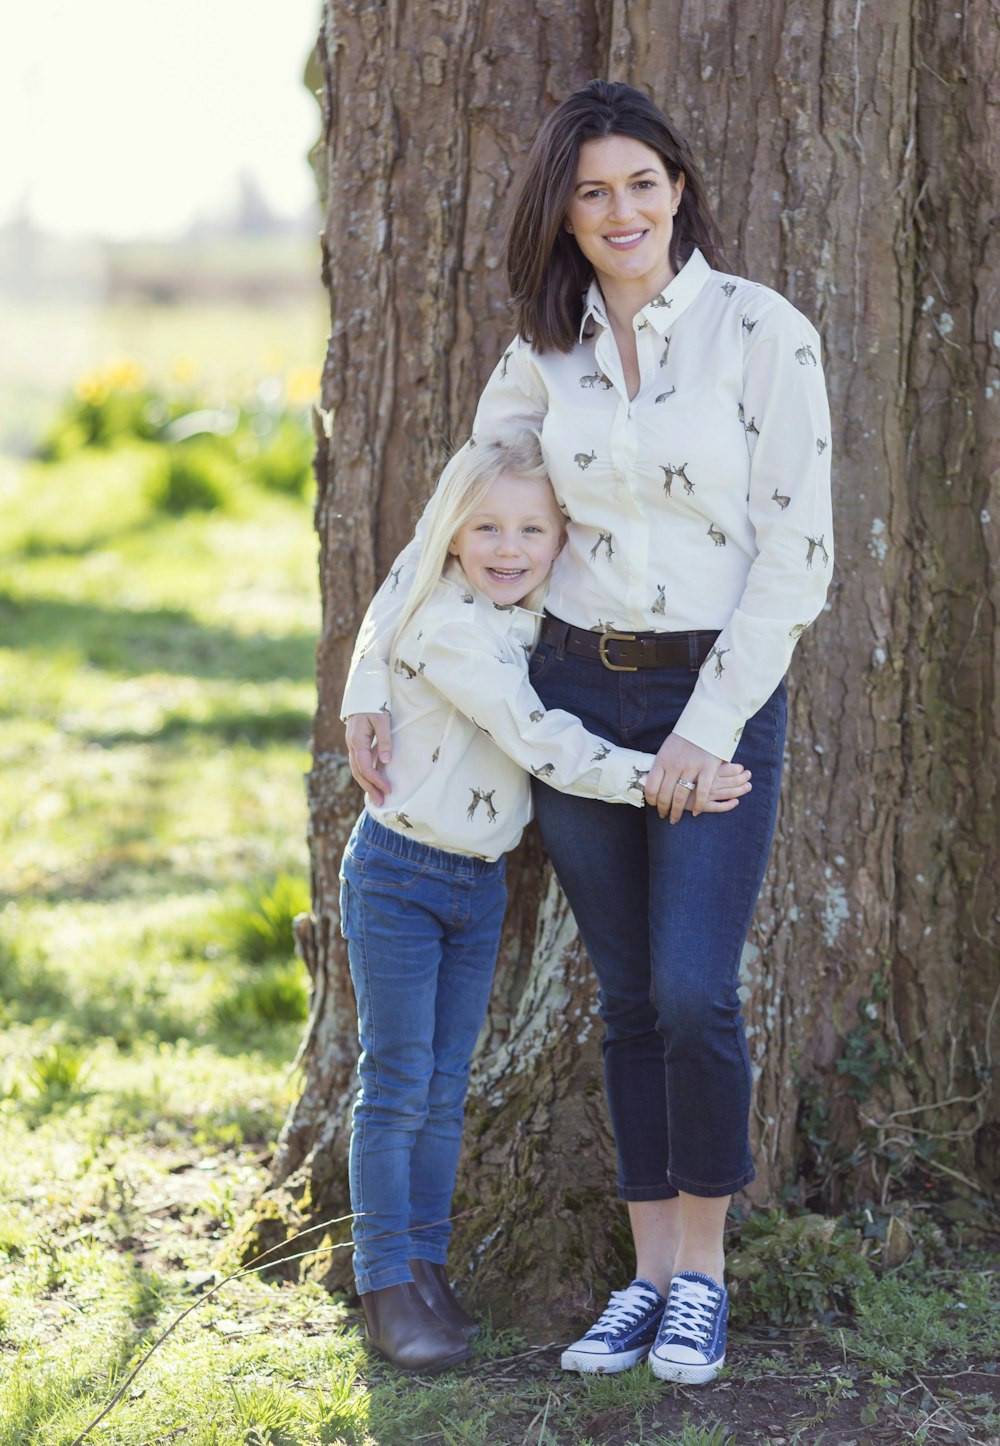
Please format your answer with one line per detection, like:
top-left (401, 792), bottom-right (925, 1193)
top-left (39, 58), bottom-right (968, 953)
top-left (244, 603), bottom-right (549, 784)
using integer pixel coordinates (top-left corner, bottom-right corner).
top-left (344, 79), bottom-right (833, 1385)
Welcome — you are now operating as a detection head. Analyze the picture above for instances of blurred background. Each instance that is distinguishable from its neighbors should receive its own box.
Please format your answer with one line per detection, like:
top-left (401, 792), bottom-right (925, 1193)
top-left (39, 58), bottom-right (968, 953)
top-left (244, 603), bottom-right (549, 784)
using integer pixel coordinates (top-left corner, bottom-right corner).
top-left (0, 0), bottom-right (326, 454)
top-left (0, 1), bottom-right (331, 1278)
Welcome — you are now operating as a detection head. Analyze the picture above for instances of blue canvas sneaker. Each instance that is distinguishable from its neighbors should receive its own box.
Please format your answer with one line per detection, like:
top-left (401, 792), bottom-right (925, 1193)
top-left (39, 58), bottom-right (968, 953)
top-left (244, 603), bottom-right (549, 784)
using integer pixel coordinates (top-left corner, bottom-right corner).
top-left (560, 1278), bottom-right (667, 1374)
top-left (648, 1271), bottom-right (728, 1384)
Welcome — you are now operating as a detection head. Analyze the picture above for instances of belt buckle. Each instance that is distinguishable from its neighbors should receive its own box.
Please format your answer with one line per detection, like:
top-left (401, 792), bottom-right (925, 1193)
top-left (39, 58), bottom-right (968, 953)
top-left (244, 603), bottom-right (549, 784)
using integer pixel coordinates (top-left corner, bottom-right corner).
top-left (597, 628), bottom-right (637, 672)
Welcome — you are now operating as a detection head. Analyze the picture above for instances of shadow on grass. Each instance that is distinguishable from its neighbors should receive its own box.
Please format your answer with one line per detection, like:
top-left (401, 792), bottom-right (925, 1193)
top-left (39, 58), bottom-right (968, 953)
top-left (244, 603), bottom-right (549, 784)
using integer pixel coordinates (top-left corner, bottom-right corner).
top-left (82, 704), bottom-right (312, 749)
top-left (0, 590), bottom-right (315, 685)
top-left (11, 854), bottom-right (276, 909)
top-left (2, 954), bottom-right (192, 1049)
top-left (3, 960), bottom-right (302, 1069)
top-left (13, 505), bottom-right (170, 562)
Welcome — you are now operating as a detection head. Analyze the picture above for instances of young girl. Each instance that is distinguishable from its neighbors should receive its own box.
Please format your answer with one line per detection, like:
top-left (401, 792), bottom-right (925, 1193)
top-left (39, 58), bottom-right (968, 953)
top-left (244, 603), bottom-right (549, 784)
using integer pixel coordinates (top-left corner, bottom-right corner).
top-left (339, 432), bottom-right (751, 1373)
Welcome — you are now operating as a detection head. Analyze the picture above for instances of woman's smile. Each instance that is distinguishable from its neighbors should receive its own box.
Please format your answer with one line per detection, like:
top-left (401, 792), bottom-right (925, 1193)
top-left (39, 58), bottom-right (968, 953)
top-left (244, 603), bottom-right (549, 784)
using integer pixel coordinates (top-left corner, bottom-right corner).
top-left (604, 230), bottom-right (647, 248)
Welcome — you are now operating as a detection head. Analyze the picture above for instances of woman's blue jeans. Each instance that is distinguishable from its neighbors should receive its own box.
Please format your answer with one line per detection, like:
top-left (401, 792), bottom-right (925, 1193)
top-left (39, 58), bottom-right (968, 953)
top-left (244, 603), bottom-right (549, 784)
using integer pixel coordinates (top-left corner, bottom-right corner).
top-left (339, 812), bottom-right (506, 1294)
top-left (528, 635), bottom-right (787, 1200)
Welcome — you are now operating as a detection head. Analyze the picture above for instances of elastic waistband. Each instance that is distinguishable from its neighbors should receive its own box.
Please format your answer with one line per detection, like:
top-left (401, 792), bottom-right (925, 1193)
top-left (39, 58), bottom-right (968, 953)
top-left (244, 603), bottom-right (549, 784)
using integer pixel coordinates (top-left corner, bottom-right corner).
top-left (357, 811), bottom-right (504, 877)
top-left (539, 614), bottom-right (720, 672)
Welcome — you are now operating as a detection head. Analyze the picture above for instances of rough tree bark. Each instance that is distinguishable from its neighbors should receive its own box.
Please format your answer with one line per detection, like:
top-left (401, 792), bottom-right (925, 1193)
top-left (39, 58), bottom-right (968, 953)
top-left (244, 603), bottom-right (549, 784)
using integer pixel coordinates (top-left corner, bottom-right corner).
top-left (239, 0), bottom-right (999, 1334)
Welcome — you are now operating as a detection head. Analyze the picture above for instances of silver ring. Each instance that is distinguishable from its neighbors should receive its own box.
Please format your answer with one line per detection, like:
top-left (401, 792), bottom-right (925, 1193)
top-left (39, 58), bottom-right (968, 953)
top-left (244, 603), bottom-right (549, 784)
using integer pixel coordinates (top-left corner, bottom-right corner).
top-left (678, 778), bottom-right (697, 791)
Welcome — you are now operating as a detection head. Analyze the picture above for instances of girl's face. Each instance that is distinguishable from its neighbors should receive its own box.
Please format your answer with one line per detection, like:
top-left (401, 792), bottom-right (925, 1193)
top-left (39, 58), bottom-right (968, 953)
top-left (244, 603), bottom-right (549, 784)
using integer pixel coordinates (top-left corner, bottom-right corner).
top-left (448, 471), bottom-right (565, 606)
top-left (563, 134), bottom-right (684, 301)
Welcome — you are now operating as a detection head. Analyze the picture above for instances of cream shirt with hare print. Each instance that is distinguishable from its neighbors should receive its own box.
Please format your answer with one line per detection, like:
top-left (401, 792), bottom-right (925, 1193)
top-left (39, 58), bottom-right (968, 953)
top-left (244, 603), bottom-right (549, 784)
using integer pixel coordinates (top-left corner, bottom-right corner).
top-left (357, 566), bottom-right (652, 860)
top-left (342, 249), bottom-right (833, 763)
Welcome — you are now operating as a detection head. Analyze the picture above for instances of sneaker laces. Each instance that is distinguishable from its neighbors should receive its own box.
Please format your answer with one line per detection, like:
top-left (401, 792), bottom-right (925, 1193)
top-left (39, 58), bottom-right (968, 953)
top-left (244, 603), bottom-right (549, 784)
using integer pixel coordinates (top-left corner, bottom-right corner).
top-left (662, 1275), bottom-right (721, 1345)
top-left (589, 1281), bottom-right (661, 1334)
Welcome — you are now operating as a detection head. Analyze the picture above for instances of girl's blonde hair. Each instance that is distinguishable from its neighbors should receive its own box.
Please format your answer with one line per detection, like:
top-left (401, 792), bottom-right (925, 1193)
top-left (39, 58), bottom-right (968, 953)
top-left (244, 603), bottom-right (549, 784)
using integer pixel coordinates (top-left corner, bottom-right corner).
top-left (391, 431), bottom-right (558, 649)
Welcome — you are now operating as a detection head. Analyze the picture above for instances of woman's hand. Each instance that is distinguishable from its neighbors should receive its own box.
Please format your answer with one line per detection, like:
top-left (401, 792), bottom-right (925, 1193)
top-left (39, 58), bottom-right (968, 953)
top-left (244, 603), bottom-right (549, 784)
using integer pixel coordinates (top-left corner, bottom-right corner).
top-left (345, 712), bottom-right (392, 805)
top-left (644, 734), bottom-right (726, 822)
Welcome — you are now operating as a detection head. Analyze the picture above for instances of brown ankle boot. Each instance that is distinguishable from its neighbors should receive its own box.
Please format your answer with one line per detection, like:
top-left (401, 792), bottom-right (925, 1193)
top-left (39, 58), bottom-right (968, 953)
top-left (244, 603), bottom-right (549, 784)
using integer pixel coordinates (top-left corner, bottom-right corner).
top-left (360, 1281), bottom-right (472, 1372)
top-left (409, 1258), bottom-right (480, 1338)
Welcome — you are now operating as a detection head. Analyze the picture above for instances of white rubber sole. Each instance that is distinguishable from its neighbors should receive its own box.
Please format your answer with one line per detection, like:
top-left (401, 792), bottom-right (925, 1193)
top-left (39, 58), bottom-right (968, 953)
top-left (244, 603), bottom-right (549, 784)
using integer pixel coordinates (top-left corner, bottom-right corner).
top-left (560, 1343), bottom-right (651, 1374)
top-left (648, 1349), bottom-right (725, 1385)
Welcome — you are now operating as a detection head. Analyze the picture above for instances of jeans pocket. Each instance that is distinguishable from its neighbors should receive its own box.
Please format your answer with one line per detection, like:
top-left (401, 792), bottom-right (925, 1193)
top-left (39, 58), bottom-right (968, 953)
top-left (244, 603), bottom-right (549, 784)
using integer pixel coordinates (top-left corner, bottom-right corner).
top-left (356, 844), bottom-right (430, 896)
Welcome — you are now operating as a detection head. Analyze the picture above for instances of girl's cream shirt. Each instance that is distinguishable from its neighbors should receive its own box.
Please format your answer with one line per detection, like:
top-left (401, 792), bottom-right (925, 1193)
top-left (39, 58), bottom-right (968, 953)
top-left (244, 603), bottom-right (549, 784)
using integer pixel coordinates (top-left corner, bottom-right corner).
top-left (343, 249), bottom-right (833, 762)
top-left (357, 566), bottom-right (650, 860)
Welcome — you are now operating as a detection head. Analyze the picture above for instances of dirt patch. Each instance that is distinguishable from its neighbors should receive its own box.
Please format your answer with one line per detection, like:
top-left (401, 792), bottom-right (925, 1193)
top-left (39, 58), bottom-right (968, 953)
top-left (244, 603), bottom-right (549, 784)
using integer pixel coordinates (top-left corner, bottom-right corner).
top-left (558, 1336), bottom-right (1000, 1445)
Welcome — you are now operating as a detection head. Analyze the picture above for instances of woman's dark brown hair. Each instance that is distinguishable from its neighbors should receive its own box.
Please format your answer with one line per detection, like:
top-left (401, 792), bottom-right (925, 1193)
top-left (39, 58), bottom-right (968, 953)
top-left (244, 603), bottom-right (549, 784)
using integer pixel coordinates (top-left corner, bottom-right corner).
top-left (505, 79), bottom-right (727, 354)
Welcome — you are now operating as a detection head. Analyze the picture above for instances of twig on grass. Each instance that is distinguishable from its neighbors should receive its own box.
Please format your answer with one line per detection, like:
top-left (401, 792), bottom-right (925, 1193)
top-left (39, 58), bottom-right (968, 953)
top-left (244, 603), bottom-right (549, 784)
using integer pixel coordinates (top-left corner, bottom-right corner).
top-left (69, 1205), bottom-right (483, 1446)
top-left (911, 1369), bottom-right (995, 1446)
top-left (487, 1342), bottom-right (561, 1377)
top-left (69, 1212), bottom-right (354, 1446)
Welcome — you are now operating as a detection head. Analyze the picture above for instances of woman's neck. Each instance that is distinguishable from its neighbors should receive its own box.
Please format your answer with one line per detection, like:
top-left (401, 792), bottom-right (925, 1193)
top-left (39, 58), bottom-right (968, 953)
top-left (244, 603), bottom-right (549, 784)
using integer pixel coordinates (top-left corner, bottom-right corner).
top-left (599, 267), bottom-right (677, 334)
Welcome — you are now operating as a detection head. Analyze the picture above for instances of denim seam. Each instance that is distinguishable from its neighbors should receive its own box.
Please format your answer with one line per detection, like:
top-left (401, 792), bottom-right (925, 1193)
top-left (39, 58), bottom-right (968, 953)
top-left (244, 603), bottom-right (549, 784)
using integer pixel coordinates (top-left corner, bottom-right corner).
top-left (356, 1263), bottom-right (414, 1293)
top-left (666, 1164), bottom-right (756, 1197)
top-left (617, 1184), bottom-right (679, 1202)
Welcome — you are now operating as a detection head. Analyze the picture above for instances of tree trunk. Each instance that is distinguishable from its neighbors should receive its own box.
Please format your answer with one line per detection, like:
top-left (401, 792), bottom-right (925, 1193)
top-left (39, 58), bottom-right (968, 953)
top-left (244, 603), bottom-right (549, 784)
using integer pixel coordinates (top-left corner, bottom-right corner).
top-left (240, 0), bottom-right (1000, 1335)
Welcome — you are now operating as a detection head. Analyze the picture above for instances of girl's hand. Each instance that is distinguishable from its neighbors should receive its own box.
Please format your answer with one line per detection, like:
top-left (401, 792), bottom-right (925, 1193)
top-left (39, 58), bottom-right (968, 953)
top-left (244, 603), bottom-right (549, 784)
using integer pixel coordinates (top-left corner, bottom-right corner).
top-left (644, 734), bottom-right (726, 823)
top-left (693, 760), bottom-right (751, 813)
top-left (345, 712), bottom-right (392, 805)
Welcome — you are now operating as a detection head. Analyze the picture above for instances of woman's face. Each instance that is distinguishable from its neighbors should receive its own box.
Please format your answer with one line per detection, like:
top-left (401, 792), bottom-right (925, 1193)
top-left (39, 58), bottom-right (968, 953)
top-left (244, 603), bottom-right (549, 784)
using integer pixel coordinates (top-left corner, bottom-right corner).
top-left (563, 134), bottom-right (684, 302)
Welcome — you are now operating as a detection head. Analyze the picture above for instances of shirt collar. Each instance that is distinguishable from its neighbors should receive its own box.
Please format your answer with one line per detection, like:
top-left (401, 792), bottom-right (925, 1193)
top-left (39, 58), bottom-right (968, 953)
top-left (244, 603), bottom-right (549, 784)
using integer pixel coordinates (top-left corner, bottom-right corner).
top-left (579, 247), bottom-right (712, 342)
top-left (444, 563), bottom-right (539, 643)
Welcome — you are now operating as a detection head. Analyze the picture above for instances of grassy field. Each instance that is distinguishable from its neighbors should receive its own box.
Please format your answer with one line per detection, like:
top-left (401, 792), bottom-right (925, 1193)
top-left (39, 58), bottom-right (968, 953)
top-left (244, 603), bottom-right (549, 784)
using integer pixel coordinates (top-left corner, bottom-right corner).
top-left (0, 349), bottom-right (340, 1441)
top-left (0, 292), bottom-right (327, 456)
top-left (1, 346), bottom-right (998, 1444)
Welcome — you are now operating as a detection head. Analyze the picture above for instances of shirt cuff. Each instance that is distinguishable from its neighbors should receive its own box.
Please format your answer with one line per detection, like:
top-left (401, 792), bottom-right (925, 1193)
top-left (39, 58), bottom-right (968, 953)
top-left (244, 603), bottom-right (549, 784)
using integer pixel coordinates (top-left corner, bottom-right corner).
top-left (672, 696), bottom-right (746, 762)
top-left (598, 749), bottom-right (654, 805)
top-left (340, 664), bottom-right (391, 722)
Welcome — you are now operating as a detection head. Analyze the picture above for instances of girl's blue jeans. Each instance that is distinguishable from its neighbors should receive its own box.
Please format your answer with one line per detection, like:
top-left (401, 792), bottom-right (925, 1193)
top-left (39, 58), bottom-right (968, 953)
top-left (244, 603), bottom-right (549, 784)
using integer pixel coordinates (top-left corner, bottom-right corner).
top-left (339, 811), bottom-right (506, 1294)
top-left (528, 634), bottom-right (787, 1200)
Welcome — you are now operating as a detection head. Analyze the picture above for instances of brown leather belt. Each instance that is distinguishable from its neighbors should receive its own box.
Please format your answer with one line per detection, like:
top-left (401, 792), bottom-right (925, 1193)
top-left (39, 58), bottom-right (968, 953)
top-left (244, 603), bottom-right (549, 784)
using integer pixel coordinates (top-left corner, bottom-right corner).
top-left (539, 615), bottom-right (720, 673)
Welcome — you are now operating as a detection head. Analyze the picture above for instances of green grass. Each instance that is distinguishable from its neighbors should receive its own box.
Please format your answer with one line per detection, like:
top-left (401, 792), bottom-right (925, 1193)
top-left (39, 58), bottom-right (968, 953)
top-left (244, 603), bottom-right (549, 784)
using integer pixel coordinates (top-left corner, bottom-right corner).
top-left (0, 444), bottom-right (316, 911)
top-left (214, 874), bottom-right (313, 965)
top-left (0, 413), bottom-right (343, 1440)
top-left (845, 1263), bottom-right (1000, 1374)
